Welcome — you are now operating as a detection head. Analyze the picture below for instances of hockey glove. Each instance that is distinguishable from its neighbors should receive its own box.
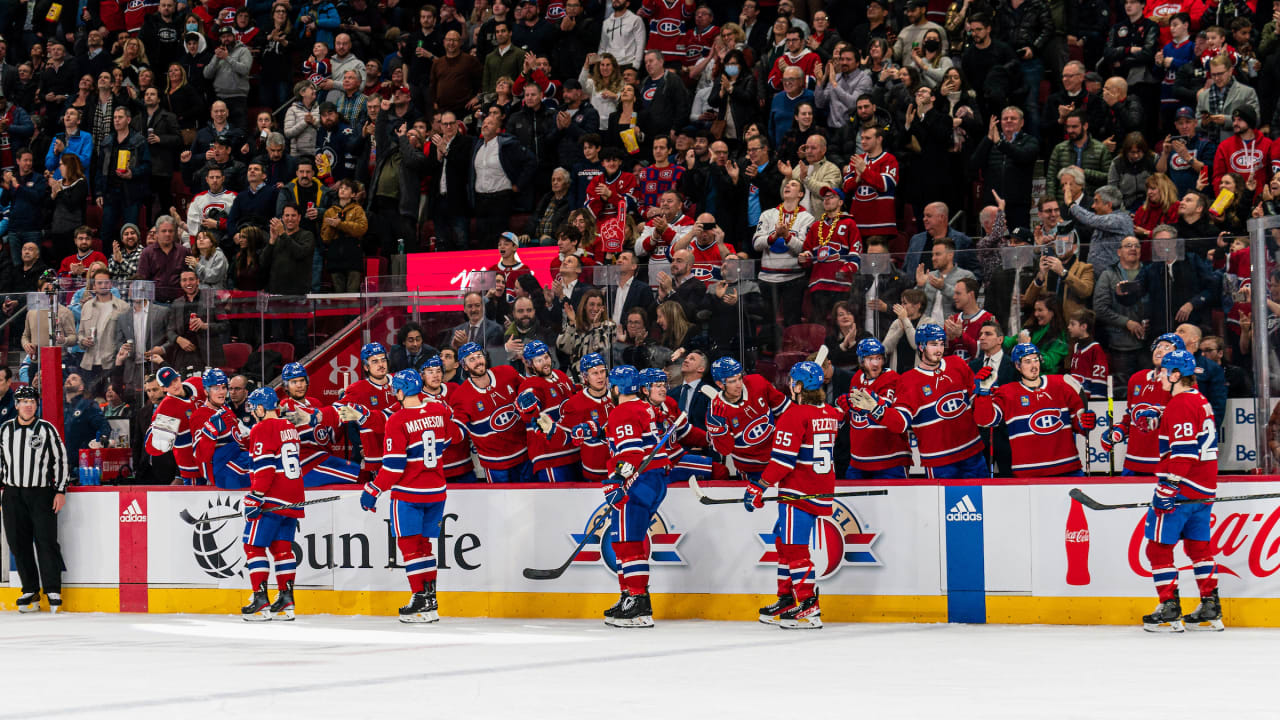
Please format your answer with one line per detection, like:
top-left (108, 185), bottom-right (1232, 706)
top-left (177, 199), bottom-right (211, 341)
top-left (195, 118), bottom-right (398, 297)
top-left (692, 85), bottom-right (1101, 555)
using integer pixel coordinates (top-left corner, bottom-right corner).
top-left (359, 482), bottom-right (381, 512)
top-left (1077, 410), bottom-right (1097, 431)
top-left (973, 365), bottom-right (994, 396)
top-left (1134, 408), bottom-right (1161, 433)
top-left (243, 492), bottom-right (265, 519)
top-left (1100, 427), bottom-right (1125, 453)
top-left (285, 409), bottom-right (312, 427)
top-left (847, 388), bottom-right (887, 420)
top-left (336, 404), bottom-right (366, 423)
top-left (603, 481), bottom-right (628, 509)
top-left (1153, 477), bottom-right (1180, 514)
top-left (516, 389), bottom-right (540, 415)
top-left (208, 412), bottom-right (226, 434)
top-left (743, 478), bottom-right (768, 512)
top-left (570, 421), bottom-right (599, 442)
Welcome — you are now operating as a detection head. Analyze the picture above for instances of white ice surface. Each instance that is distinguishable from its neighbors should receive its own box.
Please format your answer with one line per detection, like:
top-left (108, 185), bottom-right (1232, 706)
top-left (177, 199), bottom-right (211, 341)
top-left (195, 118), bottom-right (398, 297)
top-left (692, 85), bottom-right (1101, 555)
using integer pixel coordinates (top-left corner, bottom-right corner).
top-left (1, 613), bottom-right (1275, 719)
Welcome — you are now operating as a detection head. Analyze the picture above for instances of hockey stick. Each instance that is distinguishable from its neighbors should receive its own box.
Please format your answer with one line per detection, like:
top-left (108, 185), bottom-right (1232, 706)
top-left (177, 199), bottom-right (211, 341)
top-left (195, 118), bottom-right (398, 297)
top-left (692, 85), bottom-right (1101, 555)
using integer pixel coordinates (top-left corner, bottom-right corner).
top-left (1069, 488), bottom-right (1280, 511)
top-left (1106, 375), bottom-right (1115, 476)
top-left (180, 495), bottom-right (342, 523)
top-left (696, 488), bottom-right (889, 505)
top-left (522, 412), bottom-right (687, 580)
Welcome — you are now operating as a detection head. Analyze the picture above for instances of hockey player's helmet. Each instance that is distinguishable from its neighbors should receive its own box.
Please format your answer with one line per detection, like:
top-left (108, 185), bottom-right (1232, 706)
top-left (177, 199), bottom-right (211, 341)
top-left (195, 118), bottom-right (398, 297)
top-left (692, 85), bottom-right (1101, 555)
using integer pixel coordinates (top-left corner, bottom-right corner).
top-left (457, 342), bottom-right (484, 364)
top-left (1010, 343), bottom-right (1040, 365)
top-left (856, 338), bottom-right (886, 359)
top-left (915, 323), bottom-right (946, 347)
top-left (419, 354), bottom-right (443, 370)
top-left (579, 353), bottom-right (606, 375)
top-left (202, 368), bottom-right (228, 388)
top-left (1150, 333), bottom-right (1185, 352)
top-left (790, 361), bottom-right (824, 391)
top-left (522, 340), bottom-right (551, 361)
top-left (360, 342), bottom-right (388, 363)
top-left (639, 367), bottom-right (667, 388)
top-left (390, 369), bottom-right (424, 397)
top-left (1160, 349), bottom-right (1197, 378)
top-left (608, 365), bottom-right (639, 394)
top-left (281, 362), bottom-right (308, 381)
top-left (711, 356), bottom-right (744, 383)
top-left (246, 387), bottom-right (278, 412)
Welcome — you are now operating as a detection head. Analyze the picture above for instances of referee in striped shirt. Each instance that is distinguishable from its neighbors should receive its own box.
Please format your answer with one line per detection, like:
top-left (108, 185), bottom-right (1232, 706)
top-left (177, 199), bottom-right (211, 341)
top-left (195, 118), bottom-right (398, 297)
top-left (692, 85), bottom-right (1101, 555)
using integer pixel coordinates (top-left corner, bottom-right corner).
top-left (0, 385), bottom-right (70, 613)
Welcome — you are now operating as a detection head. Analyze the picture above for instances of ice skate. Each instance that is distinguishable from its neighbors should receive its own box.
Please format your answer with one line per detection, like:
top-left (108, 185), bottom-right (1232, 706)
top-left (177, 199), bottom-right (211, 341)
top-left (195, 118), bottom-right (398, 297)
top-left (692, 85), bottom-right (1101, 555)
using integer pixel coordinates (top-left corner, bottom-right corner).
top-left (602, 591), bottom-right (627, 620)
top-left (1183, 590), bottom-right (1224, 632)
top-left (779, 593), bottom-right (822, 630)
top-left (400, 582), bottom-right (439, 624)
top-left (1142, 593), bottom-right (1185, 633)
top-left (606, 592), bottom-right (654, 628)
top-left (269, 581), bottom-right (295, 621)
top-left (241, 582), bottom-right (272, 622)
top-left (46, 593), bottom-right (61, 614)
top-left (759, 595), bottom-right (795, 626)
top-left (16, 592), bottom-right (39, 613)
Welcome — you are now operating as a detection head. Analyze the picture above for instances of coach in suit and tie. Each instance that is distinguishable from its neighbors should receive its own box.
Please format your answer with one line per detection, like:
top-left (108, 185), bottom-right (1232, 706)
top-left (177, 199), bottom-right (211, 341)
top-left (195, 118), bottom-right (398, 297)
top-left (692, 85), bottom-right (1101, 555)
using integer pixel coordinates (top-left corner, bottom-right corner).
top-left (607, 251), bottom-right (657, 325)
top-left (969, 317), bottom-right (1017, 476)
top-left (448, 290), bottom-right (505, 357)
top-left (112, 299), bottom-right (177, 389)
top-left (669, 349), bottom-right (713, 430)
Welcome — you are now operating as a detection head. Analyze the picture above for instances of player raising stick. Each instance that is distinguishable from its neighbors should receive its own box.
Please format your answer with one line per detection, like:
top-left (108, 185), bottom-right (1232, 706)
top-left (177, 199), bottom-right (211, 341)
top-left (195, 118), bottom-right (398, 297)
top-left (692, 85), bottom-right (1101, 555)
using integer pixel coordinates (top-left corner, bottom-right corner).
top-left (973, 343), bottom-right (1096, 477)
top-left (559, 353), bottom-right (614, 482)
top-left (745, 361), bottom-right (843, 629)
top-left (838, 338), bottom-right (910, 479)
top-left (241, 387), bottom-right (305, 621)
top-left (1102, 334), bottom-right (1182, 475)
top-left (603, 365), bottom-right (672, 628)
top-left (848, 324), bottom-right (988, 478)
top-left (1141, 350), bottom-right (1223, 632)
top-left (515, 341), bottom-right (580, 482)
top-left (360, 369), bottom-right (464, 623)
top-left (705, 356), bottom-right (790, 481)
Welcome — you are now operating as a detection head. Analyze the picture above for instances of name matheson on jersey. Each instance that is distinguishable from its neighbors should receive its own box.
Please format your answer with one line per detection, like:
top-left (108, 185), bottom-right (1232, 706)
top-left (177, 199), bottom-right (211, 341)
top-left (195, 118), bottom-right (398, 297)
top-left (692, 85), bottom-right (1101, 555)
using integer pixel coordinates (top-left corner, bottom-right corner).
top-left (1128, 503), bottom-right (1280, 579)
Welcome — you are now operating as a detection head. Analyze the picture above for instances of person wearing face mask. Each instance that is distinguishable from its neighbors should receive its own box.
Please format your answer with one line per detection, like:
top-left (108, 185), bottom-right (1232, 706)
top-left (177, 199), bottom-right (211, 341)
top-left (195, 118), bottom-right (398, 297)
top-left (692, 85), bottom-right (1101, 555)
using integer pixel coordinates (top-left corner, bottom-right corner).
top-left (1023, 231), bottom-right (1093, 322)
top-left (706, 49), bottom-right (756, 144)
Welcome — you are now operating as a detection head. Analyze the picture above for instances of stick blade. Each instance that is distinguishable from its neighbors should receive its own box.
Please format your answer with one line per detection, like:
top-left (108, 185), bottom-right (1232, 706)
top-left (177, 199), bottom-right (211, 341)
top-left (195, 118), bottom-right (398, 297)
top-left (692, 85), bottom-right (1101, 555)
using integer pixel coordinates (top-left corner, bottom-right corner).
top-left (522, 567), bottom-right (565, 580)
top-left (1069, 488), bottom-right (1107, 511)
top-left (814, 344), bottom-right (829, 366)
top-left (699, 385), bottom-right (719, 400)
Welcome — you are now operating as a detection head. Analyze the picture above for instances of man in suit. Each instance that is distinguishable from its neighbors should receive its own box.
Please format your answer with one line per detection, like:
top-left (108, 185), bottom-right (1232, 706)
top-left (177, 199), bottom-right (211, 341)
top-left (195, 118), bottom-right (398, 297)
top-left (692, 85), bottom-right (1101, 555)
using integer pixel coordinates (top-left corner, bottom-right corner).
top-left (448, 291), bottom-right (504, 356)
top-left (608, 251), bottom-right (656, 326)
top-left (969, 318), bottom-right (1016, 476)
top-left (547, 254), bottom-right (595, 326)
top-left (656, 248), bottom-right (709, 326)
top-left (112, 298), bottom-right (177, 389)
top-left (669, 349), bottom-right (713, 430)
top-left (424, 109), bottom-right (475, 251)
top-left (388, 321), bottom-right (438, 372)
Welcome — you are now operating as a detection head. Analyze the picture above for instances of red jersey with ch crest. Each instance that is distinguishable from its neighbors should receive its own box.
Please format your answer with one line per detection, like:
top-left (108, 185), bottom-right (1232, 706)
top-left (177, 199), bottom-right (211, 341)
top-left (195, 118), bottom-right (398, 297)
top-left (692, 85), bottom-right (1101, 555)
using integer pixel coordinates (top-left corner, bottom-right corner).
top-left (974, 375), bottom-right (1085, 477)
top-left (489, 259), bottom-right (532, 304)
top-left (423, 384), bottom-right (474, 479)
top-left (248, 418), bottom-right (305, 517)
top-left (842, 151), bottom-right (898, 235)
top-left (1117, 369), bottom-right (1171, 474)
top-left (585, 171), bottom-right (638, 220)
top-left (639, 0), bottom-right (692, 64)
top-left (328, 376), bottom-right (398, 472)
top-left (705, 374), bottom-right (790, 475)
top-left (191, 403), bottom-right (246, 476)
top-left (449, 366), bottom-right (528, 469)
top-left (945, 309), bottom-right (994, 362)
top-left (636, 164), bottom-right (685, 212)
top-left (838, 369), bottom-right (911, 471)
top-left (608, 398), bottom-right (671, 472)
top-left (762, 402), bottom-right (843, 516)
top-left (278, 395), bottom-right (340, 462)
top-left (558, 388), bottom-right (613, 480)
top-left (1068, 341), bottom-right (1110, 397)
top-left (516, 369), bottom-right (580, 472)
top-left (800, 214), bottom-right (861, 292)
top-left (1212, 133), bottom-right (1270, 191)
top-left (146, 394), bottom-right (199, 481)
top-left (876, 358), bottom-right (983, 468)
top-left (637, 214), bottom-right (694, 262)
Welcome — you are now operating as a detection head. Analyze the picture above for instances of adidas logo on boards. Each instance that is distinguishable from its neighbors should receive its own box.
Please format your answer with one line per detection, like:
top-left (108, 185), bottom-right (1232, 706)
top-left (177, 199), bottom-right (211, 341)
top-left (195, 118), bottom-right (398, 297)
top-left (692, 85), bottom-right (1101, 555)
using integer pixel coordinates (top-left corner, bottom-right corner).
top-left (946, 495), bottom-right (982, 522)
top-left (120, 499), bottom-right (147, 523)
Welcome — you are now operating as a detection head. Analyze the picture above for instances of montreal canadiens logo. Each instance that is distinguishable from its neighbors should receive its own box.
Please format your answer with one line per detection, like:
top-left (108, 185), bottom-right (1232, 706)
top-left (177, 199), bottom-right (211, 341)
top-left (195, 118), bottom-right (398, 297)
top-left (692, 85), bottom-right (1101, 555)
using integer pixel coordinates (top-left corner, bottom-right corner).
top-left (756, 500), bottom-right (880, 578)
top-left (1230, 148), bottom-right (1263, 173)
top-left (1170, 152), bottom-right (1192, 171)
top-left (546, 4), bottom-right (565, 19)
top-left (1029, 408), bottom-right (1064, 434)
top-left (642, 86), bottom-right (657, 102)
top-left (655, 18), bottom-right (684, 35)
top-left (855, 185), bottom-right (879, 199)
top-left (741, 414), bottom-right (773, 446)
top-left (936, 391), bottom-right (968, 419)
top-left (178, 497), bottom-right (245, 580)
top-left (571, 504), bottom-right (685, 572)
top-left (491, 404), bottom-right (520, 431)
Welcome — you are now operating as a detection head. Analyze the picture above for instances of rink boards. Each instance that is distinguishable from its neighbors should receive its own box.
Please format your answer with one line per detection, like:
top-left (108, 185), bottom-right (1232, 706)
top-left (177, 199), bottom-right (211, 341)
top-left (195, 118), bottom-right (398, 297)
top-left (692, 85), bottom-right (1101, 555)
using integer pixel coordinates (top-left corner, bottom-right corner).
top-left (6, 476), bottom-right (1280, 625)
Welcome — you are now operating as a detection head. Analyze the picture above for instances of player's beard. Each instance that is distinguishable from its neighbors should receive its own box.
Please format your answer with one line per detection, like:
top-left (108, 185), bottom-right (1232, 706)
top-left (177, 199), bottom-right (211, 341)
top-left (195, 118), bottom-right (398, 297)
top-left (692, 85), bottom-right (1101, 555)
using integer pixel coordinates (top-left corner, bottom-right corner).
top-left (469, 364), bottom-right (488, 378)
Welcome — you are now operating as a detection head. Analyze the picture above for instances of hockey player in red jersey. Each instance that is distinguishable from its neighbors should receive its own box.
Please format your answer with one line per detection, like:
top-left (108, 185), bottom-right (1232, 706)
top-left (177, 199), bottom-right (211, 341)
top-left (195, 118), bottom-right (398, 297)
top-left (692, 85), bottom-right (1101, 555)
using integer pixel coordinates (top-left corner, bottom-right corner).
top-left (746, 361), bottom-right (843, 629)
top-left (145, 366), bottom-right (201, 484)
top-left (190, 368), bottom-right (254, 489)
top-left (276, 362), bottom-right (361, 485)
top-left (419, 355), bottom-right (477, 484)
top-left (638, 367), bottom-right (719, 481)
top-left (449, 342), bottom-right (531, 482)
top-left (799, 187), bottom-right (861, 323)
top-left (361, 369), bottom-right (465, 623)
top-left (602, 365), bottom-right (671, 628)
top-left (1140, 350), bottom-right (1223, 632)
top-left (559, 353), bottom-right (614, 481)
top-left (841, 126), bottom-right (898, 237)
top-left (639, 0), bottom-right (693, 65)
top-left (973, 343), bottom-right (1096, 477)
top-left (705, 356), bottom-right (789, 481)
top-left (1102, 333), bottom-right (1182, 475)
top-left (849, 324), bottom-right (988, 479)
top-left (837, 338), bottom-right (910, 479)
top-left (240, 388), bottom-right (306, 621)
top-left (515, 340), bottom-right (580, 482)
top-left (325, 342), bottom-right (398, 481)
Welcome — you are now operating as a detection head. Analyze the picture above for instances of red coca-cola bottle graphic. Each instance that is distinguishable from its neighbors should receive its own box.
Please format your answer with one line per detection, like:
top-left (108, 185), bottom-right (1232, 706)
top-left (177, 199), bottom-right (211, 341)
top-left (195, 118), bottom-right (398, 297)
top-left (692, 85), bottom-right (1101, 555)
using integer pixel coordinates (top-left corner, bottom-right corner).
top-left (1065, 499), bottom-right (1091, 586)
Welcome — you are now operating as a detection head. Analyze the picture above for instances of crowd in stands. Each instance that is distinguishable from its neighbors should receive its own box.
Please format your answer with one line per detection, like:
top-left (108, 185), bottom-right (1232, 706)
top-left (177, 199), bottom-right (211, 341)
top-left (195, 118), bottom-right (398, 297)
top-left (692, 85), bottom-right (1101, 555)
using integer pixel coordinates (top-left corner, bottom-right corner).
top-left (1, 0), bottom-right (1280, 473)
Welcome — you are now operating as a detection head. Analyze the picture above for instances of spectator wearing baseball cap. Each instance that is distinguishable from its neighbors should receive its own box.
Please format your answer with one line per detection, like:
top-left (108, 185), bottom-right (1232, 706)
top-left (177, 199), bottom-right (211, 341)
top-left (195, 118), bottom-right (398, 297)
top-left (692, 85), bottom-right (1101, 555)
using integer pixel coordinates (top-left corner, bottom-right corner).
top-left (1157, 106), bottom-right (1215, 197)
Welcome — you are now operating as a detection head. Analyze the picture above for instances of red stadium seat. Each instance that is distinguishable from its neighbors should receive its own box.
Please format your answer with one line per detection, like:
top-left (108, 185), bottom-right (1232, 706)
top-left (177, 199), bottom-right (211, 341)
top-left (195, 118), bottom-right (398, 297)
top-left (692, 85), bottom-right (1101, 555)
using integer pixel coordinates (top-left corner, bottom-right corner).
top-left (781, 324), bottom-right (826, 354)
top-left (260, 342), bottom-right (295, 364)
top-left (220, 342), bottom-right (252, 374)
top-left (772, 351), bottom-right (809, 389)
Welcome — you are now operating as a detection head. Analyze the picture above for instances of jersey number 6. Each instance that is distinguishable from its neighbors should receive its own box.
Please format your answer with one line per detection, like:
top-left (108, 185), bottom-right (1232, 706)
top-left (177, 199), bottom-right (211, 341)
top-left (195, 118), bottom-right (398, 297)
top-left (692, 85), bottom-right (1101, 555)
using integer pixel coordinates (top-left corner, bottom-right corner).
top-left (281, 442), bottom-right (302, 479)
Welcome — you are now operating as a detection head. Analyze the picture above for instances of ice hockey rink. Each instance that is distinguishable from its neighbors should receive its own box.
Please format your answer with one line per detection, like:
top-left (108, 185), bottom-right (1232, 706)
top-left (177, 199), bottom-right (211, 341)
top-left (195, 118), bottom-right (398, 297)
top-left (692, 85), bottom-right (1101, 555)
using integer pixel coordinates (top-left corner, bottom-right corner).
top-left (1, 613), bottom-right (1275, 719)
